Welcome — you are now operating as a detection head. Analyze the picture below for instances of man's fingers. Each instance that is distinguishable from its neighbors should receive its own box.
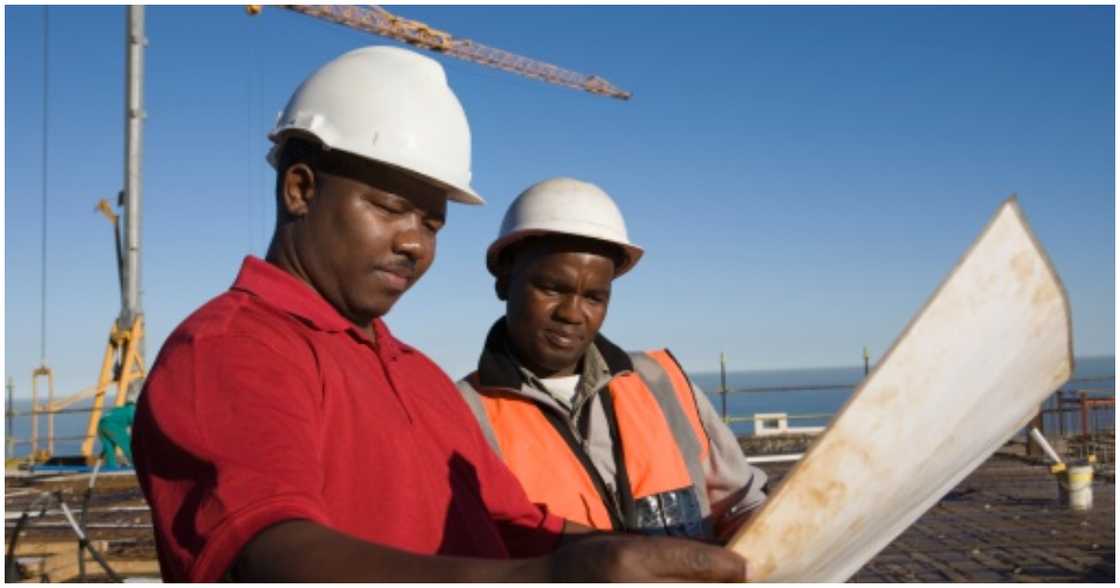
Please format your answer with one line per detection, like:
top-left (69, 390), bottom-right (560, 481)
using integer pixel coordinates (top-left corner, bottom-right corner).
top-left (638, 537), bottom-right (747, 582)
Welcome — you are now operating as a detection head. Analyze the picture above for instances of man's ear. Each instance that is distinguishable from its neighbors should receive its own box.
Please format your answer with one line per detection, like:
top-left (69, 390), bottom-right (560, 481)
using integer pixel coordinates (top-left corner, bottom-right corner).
top-left (494, 273), bottom-right (509, 301)
top-left (280, 163), bottom-right (316, 218)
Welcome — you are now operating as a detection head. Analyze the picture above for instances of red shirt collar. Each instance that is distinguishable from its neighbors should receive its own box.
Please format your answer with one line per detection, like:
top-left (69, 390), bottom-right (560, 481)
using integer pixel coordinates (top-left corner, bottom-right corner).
top-left (230, 256), bottom-right (407, 359)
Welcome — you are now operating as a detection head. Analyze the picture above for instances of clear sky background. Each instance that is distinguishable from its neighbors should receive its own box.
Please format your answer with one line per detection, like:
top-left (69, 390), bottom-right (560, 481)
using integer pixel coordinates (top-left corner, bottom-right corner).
top-left (4, 5), bottom-right (1115, 400)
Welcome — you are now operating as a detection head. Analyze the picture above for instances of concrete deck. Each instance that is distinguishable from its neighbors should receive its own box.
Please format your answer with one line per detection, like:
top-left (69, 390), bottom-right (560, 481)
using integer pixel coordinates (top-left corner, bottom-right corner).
top-left (6, 448), bottom-right (1115, 582)
top-left (755, 452), bottom-right (1115, 582)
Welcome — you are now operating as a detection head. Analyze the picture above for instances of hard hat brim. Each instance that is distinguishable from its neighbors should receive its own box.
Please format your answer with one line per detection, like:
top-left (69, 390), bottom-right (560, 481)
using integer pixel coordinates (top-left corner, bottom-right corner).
top-left (485, 229), bottom-right (644, 278)
top-left (266, 138), bottom-right (485, 205)
top-left (406, 163), bottom-right (484, 206)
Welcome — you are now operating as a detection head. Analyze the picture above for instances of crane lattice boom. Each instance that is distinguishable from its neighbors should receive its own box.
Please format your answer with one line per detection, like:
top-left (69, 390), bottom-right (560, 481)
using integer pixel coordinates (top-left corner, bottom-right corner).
top-left (273, 5), bottom-right (631, 100)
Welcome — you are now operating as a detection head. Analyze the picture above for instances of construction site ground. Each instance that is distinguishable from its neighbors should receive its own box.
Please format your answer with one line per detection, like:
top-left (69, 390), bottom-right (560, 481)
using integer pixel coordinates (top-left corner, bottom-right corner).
top-left (4, 441), bottom-right (1115, 582)
top-left (749, 438), bottom-right (1116, 583)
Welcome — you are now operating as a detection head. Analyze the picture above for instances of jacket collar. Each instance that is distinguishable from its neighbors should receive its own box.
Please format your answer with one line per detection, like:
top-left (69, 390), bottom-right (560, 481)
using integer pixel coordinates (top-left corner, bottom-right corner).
top-left (475, 317), bottom-right (632, 391)
top-left (230, 256), bottom-right (406, 359)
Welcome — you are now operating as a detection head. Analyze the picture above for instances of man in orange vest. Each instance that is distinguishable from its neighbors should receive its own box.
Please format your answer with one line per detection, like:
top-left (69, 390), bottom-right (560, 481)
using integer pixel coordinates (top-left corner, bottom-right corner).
top-left (458, 177), bottom-right (768, 542)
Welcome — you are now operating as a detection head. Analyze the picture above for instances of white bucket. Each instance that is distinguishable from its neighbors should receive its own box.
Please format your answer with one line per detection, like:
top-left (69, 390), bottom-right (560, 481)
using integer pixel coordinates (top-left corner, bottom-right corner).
top-left (1057, 465), bottom-right (1094, 511)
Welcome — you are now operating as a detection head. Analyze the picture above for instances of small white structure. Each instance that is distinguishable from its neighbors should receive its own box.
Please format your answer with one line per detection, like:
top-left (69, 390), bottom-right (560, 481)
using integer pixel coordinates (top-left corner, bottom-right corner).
top-left (753, 412), bottom-right (826, 437)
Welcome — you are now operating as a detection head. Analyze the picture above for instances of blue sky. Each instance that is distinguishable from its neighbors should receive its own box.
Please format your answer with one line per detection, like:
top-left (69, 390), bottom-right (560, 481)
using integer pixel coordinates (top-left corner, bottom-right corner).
top-left (4, 5), bottom-right (1115, 400)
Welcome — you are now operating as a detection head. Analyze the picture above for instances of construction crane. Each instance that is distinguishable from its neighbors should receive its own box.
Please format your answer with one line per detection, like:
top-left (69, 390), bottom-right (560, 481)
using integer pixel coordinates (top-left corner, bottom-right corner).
top-left (248, 5), bottom-right (632, 100)
top-left (72, 6), bottom-right (148, 464)
top-left (24, 7), bottom-right (146, 467)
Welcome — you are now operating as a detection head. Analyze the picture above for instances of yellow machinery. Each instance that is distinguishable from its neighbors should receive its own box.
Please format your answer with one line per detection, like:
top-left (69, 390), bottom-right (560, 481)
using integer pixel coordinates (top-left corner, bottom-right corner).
top-left (80, 315), bottom-right (145, 461)
top-left (25, 198), bottom-right (145, 465)
top-left (29, 364), bottom-right (53, 462)
top-left (79, 198), bottom-right (146, 462)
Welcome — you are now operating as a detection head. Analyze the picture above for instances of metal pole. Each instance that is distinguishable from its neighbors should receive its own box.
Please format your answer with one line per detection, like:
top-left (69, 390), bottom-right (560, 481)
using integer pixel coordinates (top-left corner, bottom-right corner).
top-left (123, 5), bottom-right (145, 366)
top-left (1027, 406), bottom-right (1044, 457)
top-left (1058, 391), bottom-right (1066, 437)
top-left (56, 493), bottom-right (122, 582)
top-left (40, 6), bottom-right (49, 367)
top-left (6, 377), bottom-right (14, 458)
top-left (30, 376), bottom-right (39, 459)
top-left (1079, 391), bottom-right (1089, 440)
top-left (719, 352), bottom-right (727, 420)
top-left (1029, 427), bottom-right (1064, 465)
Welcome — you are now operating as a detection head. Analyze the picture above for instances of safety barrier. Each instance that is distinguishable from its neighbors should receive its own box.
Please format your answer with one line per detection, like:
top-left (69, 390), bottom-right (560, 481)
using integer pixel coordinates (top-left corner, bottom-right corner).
top-left (718, 376), bottom-right (1114, 441)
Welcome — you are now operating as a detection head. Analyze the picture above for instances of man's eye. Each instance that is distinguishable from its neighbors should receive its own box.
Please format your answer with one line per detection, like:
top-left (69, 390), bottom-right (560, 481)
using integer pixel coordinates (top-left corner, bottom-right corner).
top-left (367, 195), bottom-right (407, 214)
top-left (587, 293), bottom-right (609, 304)
top-left (376, 201), bottom-right (405, 214)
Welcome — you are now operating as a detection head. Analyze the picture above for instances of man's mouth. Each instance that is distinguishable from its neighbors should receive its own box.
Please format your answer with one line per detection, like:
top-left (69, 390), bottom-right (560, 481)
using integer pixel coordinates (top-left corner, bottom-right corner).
top-left (543, 329), bottom-right (580, 350)
top-left (375, 266), bottom-right (413, 292)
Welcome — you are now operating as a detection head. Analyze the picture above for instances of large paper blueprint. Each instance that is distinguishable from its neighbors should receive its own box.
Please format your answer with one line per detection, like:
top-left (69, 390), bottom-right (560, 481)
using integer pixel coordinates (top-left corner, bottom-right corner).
top-left (728, 198), bottom-right (1073, 582)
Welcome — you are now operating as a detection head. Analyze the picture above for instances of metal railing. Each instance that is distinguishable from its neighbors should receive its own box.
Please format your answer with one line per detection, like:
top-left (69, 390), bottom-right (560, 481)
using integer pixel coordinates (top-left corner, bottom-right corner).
top-left (724, 412), bottom-right (835, 426)
top-left (5, 405), bottom-right (101, 459)
top-left (1035, 379), bottom-right (1116, 439)
top-left (718, 376), bottom-right (1115, 439)
top-left (7, 374), bottom-right (1113, 459)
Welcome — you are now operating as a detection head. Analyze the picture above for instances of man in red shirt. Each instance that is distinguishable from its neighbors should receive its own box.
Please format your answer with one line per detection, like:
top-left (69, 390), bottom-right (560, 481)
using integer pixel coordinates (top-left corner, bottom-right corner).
top-left (133, 46), bottom-right (749, 581)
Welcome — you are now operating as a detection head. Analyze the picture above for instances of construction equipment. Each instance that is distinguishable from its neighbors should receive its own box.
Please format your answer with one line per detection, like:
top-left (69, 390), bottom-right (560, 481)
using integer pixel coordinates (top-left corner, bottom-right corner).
top-left (28, 5), bottom-right (55, 465)
top-left (73, 6), bottom-right (148, 463)
top-left (23, 197), bottom-right (147, 466)
top-left (248, 5), bottom-right (631, 100)
top-left (29, 365), bottom-right (54, 461)
top-left (26, 7), bottom-right (146, 465)
top-left (77, 196), bottom-right (146, 462)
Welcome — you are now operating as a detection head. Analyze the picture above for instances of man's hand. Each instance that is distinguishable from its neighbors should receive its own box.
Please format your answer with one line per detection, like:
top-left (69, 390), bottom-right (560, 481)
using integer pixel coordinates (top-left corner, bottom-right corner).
top-left (543, 533), bottom-right (747, 582)
top-left (235, 519), bottom-right (747, 582)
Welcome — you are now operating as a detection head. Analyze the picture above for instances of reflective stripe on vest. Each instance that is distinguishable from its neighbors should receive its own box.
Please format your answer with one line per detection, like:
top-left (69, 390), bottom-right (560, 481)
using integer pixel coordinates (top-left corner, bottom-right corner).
top-left (645, 349), bottom-right (710, 464)
top-left (608, 372), bottom-right (694, 501)
top-left (628, 350), bottom-right (711, 516)
top-left (468, 350), bottom-right (711, 531)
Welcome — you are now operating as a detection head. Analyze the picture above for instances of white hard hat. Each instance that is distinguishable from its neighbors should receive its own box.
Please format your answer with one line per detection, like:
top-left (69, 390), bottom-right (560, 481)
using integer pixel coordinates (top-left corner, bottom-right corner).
top-left (487, 177), bottom-right (644, 277)
top-left (267, 46), bottom-right (482, 205)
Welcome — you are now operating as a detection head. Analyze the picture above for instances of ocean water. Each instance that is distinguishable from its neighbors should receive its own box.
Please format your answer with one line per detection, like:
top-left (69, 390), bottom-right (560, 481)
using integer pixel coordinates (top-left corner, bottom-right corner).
top-left (6, 404), bottom-right (99, 460)
top-left (689, 355), bottom-right (1115, 437)
top-left (5, 356), bottom-right (1114, 459)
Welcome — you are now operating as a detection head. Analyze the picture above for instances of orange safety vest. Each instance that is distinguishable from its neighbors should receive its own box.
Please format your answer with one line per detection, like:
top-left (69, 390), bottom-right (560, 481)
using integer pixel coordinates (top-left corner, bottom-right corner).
top-left (466, 349), bottom-right (710, 532)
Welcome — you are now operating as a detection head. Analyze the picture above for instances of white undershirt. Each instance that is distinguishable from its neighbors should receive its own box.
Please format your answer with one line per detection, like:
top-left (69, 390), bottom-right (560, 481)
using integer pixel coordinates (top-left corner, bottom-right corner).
top-left (539, 374), bottom-right (581, 408)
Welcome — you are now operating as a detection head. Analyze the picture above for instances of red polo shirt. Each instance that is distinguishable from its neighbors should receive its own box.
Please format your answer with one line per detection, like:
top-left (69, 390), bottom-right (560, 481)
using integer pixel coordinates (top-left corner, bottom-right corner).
top-left (133, 257), bottom-right (564, 581)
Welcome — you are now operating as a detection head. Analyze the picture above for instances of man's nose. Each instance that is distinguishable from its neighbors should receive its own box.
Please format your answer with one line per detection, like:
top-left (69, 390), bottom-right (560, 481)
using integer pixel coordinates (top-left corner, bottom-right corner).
top-left (391, 216), bottom-right (429, 261)
top-left (553, 294), bottom-right (582, 324)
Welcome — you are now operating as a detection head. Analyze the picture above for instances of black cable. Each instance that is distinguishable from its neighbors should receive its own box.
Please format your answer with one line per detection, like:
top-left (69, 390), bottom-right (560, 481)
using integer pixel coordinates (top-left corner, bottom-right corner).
top-left (39, 5), bottom-right (50, 364)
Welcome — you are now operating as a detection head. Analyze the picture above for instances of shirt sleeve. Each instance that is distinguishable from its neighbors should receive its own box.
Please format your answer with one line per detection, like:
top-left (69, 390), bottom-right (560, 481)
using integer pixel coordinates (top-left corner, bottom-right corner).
top-left (690, 381), bottom-right (769, 535)
top-left (133, 331), bottom-right (332, 581)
